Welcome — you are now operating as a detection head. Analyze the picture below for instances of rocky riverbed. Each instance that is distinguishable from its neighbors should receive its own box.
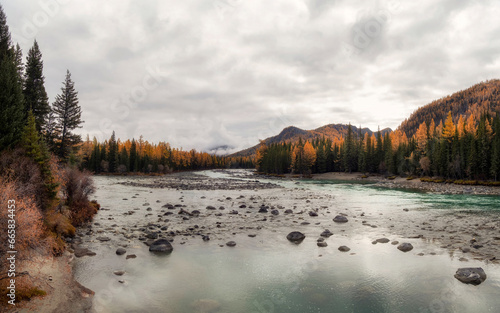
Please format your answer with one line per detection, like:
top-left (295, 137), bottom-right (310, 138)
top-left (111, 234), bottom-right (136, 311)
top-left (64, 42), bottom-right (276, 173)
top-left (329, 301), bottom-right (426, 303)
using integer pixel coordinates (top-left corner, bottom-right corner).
top-left (73, 170), bottom-right (500, 265)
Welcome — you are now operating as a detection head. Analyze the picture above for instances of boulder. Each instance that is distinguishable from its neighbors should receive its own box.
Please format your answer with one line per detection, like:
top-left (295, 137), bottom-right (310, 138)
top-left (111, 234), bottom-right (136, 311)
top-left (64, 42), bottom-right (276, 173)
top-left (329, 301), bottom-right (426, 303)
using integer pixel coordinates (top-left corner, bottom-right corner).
top-left (338, 246), bottom-right (350, 252)
top-left (149, 239), bottom-right (174, 253)
top-left (454, 268), bottom-right (487, 285)
top-left (287, 231), bottom-right (306, 243)
top-left (376, 238), bottom-right (390, 244)
top-left (397, 243), bottom-right (413, 252)
top-left (333, 215), bottom-right (348, 223)
top-left (116, 248), bottom-right (127, 255)
top-left (320, 229), bottom-right (333, 238)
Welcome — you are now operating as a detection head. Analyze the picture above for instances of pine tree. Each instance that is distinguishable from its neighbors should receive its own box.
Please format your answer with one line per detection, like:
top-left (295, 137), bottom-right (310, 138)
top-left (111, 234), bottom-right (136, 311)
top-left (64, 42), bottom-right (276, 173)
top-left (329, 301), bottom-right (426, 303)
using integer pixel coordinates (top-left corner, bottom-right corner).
top-left (53, 70), bottom-right (83, 159)
top-left (14, 43), bottom-right (23, 84)
top-left (130, 138), bottom-right (137, 172)
top-left (23, 40), bottom-right (49, 132)
top-left (0, 5), bottom-right (25, 150)
top-left (21, 111), bottom-right (58, 200)
top-left (44, 109), bottom-right (58, 149)
top-left (108, 131), bottom-right (118, 173)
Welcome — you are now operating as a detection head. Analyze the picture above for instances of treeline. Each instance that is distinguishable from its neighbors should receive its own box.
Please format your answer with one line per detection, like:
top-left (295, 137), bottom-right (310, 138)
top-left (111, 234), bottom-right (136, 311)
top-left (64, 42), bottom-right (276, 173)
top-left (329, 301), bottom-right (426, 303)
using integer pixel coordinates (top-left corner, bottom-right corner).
top-left (1, 4), bottom-right (96, 303)
top-left (78, 132), bottom-right (254, 174)
top-left (256, 111), bottom-right (500, 181)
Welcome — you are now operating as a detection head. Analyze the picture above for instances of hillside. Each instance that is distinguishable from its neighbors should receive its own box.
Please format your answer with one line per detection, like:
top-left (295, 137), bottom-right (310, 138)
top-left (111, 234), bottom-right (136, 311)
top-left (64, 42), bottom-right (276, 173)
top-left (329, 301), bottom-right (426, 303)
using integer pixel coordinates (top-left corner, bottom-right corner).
top-left (232, 124), bottom-right (391, 157)
top-left (398, 80), bottom-right (500, 137)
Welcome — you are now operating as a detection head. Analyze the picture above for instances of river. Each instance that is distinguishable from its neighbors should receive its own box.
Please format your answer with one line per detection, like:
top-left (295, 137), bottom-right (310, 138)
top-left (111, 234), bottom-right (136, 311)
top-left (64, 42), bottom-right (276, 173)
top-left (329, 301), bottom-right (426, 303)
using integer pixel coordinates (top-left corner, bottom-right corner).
top-left (73, 170), bottom-right (500, 313)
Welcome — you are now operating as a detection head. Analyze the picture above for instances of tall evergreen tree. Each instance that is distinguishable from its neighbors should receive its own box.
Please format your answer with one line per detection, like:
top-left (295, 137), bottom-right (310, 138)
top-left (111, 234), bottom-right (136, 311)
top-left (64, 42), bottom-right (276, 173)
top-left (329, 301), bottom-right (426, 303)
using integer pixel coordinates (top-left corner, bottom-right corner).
top-left (53, 70), bottom-right (83, 159)
top-left (0, 5), bottom-right (25, 150)
top-left (108, 131), bottom-right (118, 173)
top-left (14, 43), bottom-right (23, 84)
top-left (23, 40), bottom-right (49, 132)
top-left (130, 138), bottom-right (137, 172)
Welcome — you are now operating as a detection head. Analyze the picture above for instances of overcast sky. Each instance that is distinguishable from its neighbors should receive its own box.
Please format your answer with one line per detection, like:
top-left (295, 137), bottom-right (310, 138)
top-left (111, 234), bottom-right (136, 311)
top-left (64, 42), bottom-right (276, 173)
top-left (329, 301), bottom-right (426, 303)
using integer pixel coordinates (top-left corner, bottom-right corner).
top-left (3, 0), bottom-right (500, 153)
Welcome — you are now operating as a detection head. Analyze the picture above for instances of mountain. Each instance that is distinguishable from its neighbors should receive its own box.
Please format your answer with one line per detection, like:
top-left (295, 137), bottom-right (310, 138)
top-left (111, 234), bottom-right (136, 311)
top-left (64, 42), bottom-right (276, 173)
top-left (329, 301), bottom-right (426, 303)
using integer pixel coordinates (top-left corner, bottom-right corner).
top-left (398, 80), bottom-right (500, 137)
top-left (232, 124), bottom-right (391, 157)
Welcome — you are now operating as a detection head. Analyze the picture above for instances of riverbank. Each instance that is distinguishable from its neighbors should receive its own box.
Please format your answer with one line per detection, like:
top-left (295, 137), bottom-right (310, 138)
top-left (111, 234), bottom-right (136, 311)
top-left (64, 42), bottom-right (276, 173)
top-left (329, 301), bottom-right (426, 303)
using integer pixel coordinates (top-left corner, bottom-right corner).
top-left (7, 251), bottom-right (93, 313)
top-left (303, 172), bottom-right (500, 195)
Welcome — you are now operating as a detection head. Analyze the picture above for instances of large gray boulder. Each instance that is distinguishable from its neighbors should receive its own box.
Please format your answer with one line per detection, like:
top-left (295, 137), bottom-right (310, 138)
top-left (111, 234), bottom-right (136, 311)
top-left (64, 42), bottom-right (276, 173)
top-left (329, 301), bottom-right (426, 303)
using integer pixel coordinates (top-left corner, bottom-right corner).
top-left (149, 239), bottom-right (173, 253)
top-left (454, 268), bottom-right (487, 285)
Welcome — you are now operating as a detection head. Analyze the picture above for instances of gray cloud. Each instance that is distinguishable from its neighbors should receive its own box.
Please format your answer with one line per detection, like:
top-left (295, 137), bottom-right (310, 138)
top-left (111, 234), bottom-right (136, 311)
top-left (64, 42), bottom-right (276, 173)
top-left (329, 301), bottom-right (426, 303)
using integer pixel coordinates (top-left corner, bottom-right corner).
top-left (3, 0), bottom-right (500, 153)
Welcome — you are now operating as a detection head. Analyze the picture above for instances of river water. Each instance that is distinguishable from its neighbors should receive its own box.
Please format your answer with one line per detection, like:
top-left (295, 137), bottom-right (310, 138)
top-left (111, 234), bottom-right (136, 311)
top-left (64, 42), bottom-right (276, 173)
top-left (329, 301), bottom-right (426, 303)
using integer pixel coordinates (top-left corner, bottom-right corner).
top-left (73, 170), bottom-right (500, 313)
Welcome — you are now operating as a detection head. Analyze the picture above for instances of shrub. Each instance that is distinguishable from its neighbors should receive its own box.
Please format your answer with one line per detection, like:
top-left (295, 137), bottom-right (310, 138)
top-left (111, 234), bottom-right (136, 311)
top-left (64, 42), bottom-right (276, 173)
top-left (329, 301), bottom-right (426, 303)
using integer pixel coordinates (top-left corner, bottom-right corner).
top-left (0, 178), bottom-right (45, 275)
top-left (61, 167), bottom-right (97, 226)
top-left (0, 149), bottom-right (45, 208)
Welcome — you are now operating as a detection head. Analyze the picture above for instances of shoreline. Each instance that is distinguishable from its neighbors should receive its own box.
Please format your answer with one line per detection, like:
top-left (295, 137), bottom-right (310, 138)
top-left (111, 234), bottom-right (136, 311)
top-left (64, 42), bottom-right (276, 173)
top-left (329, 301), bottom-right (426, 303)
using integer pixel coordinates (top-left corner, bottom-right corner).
top-left (285, 172), bottom-right (500, 195)
top-left (11, 251), bottom-right (94, 313)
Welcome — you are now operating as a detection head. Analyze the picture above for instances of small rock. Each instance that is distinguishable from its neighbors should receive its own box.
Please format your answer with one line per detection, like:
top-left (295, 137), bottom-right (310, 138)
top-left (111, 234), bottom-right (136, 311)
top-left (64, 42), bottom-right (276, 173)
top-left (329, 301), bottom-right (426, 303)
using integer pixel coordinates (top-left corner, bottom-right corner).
top-left (376, 238), bottom-right (390, 244)
top-left (226, 241), bottom-right (237, 247)
top-left (317, 242), bottom-right (328, 247)
top-left (113, 271), bottom-right (125, 276)
top-left (126, 254), bottom-right (137, 259)
top-left (338, 246), bottom-right (350, 252)
top-left (149, 239), bottom-right (174, 254)
top-left (397, 243), bottom-right (414, 252)
top-left (287, 231), bottom-right (306, 243)
top-left (309, 211), bottom-right (318, 217)
top-left (320, 230), bottom-right (333, 238)
top-left (116, 248), bottom-right (127, 255)
top-left (333, 215), bottom-right (348, 223)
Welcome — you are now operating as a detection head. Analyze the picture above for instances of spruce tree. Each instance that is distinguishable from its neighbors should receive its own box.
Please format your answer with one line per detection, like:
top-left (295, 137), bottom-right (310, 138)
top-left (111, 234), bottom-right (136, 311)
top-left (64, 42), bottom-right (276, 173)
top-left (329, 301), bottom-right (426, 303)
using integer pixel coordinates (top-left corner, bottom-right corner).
top-left (108, 131), bottom-right (118, 173)
top-left (21, 111), bottom-right (58, 201)
top-left (130, 138), bottom-right (137, 172)
top-left (14, 43), bottom-right (23, 84)
top-left (0, 5), bottom-right (25, 150)
top-left (53, 70), bottom-right (83, 159)
top-left (23, 40), bottom-right (49, 132)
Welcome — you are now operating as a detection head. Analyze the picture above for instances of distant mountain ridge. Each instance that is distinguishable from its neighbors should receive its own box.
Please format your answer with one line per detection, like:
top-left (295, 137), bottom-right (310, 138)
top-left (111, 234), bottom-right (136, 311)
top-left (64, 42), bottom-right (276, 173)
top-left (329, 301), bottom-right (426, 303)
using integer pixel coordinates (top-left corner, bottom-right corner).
top-left (231, 124), bottom-right (391, 157)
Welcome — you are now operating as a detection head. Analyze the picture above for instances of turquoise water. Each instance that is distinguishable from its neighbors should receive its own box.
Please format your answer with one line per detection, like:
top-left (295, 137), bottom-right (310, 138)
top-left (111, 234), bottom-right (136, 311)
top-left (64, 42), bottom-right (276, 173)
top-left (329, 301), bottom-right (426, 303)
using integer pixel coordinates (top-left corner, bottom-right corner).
top-left (74, 171), bottom-right (500, 313)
